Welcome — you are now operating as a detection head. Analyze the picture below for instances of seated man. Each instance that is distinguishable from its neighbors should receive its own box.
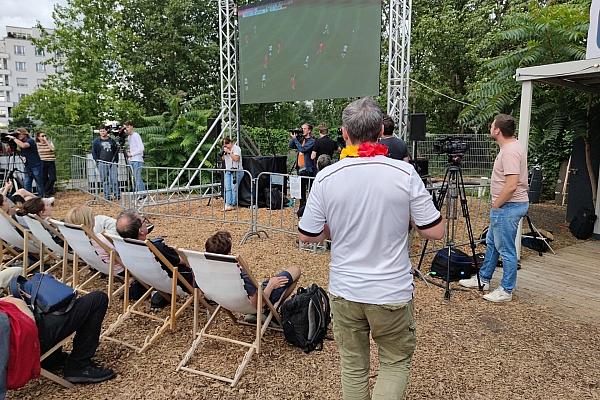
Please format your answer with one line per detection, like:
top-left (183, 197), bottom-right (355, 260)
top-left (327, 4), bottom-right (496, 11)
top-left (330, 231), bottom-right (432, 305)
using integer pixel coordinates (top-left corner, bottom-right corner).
top-left (115, 209), bottom-right (194, 307)
top-left (0, 289), bottom-right (115, 384)
top-left (204, 231), bottom-right (301, 308)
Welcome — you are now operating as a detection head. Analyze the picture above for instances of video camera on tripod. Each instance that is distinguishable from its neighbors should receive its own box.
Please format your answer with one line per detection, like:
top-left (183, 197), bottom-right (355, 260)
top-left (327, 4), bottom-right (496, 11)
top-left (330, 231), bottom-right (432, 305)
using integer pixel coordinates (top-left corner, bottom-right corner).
top-left (105, 122), bottom-right (127, 146)
top-left (0, 131), bottom-right (18, 151)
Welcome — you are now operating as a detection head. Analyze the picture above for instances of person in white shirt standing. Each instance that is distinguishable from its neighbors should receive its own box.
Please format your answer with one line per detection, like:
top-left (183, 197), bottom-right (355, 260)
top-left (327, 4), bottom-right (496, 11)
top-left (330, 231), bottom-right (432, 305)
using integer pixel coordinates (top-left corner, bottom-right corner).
top-left (222, 137), bottom-right (242, 211)
top-left (299, 97), bottom-right (444, 400)
top-left (124, 121), bottom-right (146, 199)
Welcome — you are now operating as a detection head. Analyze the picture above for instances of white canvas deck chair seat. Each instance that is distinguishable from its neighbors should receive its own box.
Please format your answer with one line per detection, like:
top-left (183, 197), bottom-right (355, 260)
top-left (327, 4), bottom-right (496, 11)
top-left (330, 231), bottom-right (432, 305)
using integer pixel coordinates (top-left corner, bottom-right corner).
top-left (49, 219), bottom-right (124, 304)
top-left (0, 209), bottom-right (41, 273)
top-left (176, 250), bottom-right (296, 387)
top-left (22, 215), bottom-right (73, 280)
top-left (101, 234), bottom-right (202, 353)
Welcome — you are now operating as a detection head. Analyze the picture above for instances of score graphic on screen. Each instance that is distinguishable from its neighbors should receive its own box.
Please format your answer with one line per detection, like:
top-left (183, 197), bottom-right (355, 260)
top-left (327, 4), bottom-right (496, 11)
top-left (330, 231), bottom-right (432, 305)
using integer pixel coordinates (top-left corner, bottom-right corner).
top-left (238, 0), bottom-right (382, 104)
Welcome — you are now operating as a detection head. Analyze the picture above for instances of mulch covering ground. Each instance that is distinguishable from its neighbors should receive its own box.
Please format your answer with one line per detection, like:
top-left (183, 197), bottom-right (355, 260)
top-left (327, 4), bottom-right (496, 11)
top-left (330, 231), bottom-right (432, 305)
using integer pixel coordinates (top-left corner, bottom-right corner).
top-left (7, 191), bottom-right (600, 400)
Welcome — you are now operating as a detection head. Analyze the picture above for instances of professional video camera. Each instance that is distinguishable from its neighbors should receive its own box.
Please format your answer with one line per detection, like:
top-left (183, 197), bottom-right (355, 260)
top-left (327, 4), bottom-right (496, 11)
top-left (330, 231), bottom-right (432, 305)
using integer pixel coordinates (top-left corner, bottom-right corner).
top-left (433, 136), bottom-right (471, 156)
top-left (0, 131), bottom-right (18, 150)
top-left (105, 122), bottom-right (127, 145)
top-left (288, 128), bottom-right (304, 141)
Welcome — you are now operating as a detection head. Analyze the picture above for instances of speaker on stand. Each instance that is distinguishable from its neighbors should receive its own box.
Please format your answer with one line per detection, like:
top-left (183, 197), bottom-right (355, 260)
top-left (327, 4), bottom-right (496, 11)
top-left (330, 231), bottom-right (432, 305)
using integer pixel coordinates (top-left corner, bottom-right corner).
top-left (409, 113), bottom-right (429, 185)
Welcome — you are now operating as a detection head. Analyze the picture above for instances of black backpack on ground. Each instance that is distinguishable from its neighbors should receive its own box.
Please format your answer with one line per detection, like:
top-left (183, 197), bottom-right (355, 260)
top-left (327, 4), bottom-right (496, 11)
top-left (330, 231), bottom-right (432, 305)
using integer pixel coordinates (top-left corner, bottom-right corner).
top-left (280, 284), bottom-right (331, 353)
top-left (429, 248), bottom-right (480, 282)
top-left (569, 207), bottom-right (597, 240)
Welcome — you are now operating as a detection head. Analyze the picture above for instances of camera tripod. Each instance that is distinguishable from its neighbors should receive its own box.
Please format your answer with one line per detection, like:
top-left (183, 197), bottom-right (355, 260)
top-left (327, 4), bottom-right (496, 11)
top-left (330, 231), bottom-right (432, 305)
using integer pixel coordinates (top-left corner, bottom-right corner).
top-left (416, 155), bottom-right (482, 300)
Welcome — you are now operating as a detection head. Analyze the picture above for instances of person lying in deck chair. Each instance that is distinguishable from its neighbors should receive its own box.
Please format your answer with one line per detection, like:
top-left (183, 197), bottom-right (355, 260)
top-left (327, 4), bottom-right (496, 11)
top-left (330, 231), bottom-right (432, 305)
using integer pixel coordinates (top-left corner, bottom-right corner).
top-left (65, 205), bottom-right (125, 276)
top-left (0, 288), bottom-right (115, 385)
top-left (204, 231), bottom-right (301, 319)
top-left (116, 209), bottom-right (194, 308)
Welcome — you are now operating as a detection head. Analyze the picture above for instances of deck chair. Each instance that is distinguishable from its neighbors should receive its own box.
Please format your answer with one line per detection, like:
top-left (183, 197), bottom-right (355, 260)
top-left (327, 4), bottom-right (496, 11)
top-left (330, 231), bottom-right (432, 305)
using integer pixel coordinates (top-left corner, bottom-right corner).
top-left (49, 219), bottom-right (125, 304)
top-left (176, 250), bottom-right (297, 387)
top-left (101, 234), bottom-right (204, 353)
top-left (39, 333), bottom-right (75, 388)
top-left (0, 209), bottom-right (41, 273)
top-left (22, 215), bottom-right (72, 280)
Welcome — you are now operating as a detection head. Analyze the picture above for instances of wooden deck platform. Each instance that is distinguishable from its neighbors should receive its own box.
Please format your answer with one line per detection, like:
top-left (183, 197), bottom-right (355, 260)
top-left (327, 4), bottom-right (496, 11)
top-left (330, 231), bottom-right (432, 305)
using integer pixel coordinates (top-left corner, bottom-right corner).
top-left (515, 240), bottom-right (600, 324)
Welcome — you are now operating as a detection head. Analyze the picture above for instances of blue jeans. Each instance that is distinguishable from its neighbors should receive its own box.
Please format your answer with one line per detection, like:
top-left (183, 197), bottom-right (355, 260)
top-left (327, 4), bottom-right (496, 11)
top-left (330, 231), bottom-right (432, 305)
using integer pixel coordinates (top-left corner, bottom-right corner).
top-left (225, 170), bottom-right (243, 206)
top-left (24, 163), bottom-right (45, 197)
top-left (97, 162), bottom-right (120, 200)
top-left (130, 161), bottom-right (146, 193)
top-left (479, 202), bottom-right (529, 292)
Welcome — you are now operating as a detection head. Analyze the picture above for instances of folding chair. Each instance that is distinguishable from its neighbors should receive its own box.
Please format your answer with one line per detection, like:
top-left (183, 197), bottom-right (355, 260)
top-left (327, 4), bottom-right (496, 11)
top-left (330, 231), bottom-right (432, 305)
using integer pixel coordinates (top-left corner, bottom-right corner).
top-left (176, 250), bottom-right (296, 387)
top-left (22, 215), bottom-right (72, 280)
top-left (39, 333), bottom-right (75, 388)
top-left (101, 234), bottom-right (203, 353)
top-left (0, 209), bottom-right (41, 273)
top-left (49, 219), bottom-right (125, 304)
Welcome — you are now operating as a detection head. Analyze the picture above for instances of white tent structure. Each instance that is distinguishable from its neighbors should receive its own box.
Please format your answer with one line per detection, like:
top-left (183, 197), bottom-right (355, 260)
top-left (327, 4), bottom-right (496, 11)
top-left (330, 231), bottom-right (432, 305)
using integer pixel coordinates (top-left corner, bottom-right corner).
top-left (515, 58), bottom-right (600, 237)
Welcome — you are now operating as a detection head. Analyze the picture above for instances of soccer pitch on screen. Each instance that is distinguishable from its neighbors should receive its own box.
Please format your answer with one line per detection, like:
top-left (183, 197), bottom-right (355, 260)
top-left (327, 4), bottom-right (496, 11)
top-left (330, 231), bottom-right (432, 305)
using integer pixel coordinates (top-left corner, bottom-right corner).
top-left (238, 0), bottom-right (382, 104)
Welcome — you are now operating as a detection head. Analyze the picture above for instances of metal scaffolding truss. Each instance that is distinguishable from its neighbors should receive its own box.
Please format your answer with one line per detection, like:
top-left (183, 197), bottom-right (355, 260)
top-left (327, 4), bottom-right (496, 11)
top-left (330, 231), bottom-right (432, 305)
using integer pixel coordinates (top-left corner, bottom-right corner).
top-left (219, 0), bottom-right (239, 142)
top-left (386, 0), bottom-right (412, 140)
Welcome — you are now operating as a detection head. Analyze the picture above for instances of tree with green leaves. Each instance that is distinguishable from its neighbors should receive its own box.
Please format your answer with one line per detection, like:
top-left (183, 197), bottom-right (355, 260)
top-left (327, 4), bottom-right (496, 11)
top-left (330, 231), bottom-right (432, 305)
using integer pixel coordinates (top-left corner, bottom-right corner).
top-left (460, 1), bottom-right (597, 200)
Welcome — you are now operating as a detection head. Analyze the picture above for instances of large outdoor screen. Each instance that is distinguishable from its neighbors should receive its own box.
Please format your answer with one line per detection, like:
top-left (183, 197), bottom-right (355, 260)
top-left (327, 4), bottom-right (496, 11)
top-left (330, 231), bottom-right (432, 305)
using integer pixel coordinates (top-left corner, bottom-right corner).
top-left (238, 0), bottom-right (382, 104)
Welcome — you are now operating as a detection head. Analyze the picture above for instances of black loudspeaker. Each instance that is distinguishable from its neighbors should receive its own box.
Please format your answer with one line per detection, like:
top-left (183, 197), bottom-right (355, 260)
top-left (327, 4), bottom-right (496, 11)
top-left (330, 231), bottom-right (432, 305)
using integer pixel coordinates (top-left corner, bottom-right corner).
top-left (409, 113), bottom-right (426, 141)
top-left (207, 117), bottom-right (222, 140)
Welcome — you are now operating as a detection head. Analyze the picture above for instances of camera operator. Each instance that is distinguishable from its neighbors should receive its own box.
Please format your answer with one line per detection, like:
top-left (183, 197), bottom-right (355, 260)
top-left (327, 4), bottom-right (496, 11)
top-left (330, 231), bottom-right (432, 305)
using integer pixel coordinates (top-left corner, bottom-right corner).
top-left (92, 126), bottom-right (120, 201)
top-left (379, 114), bottom-right (409, 162)
top-left (311, 124), bottom-right (338, 163)
top-left (221, 137), bottom-right (242, 211)
top-left (123, 121), bottom-right (146, 200)
top-left (289, 123), bottom-right (315, 207)
top-left (6, 128), bottom-right (45, 197)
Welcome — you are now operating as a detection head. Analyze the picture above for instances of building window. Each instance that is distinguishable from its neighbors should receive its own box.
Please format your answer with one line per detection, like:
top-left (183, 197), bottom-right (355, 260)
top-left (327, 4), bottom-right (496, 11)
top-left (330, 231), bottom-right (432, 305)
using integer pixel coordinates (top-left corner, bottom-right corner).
top-left (18, 93), bottom-right (27, 101)
top-left (37, 79), bottom-right (44, 87)
top-left (35, 47), bottom-right (45, 57)
top-left (56, 65), bottom-right (64, 73)
top-left (16, 78), bottom-right (28, 87)
top-left (14, 45), bottom-right (25, 55)
top-left (15, 62), bottom-right (26, 71)
top-left (36, 63), bottom-right (46, 72)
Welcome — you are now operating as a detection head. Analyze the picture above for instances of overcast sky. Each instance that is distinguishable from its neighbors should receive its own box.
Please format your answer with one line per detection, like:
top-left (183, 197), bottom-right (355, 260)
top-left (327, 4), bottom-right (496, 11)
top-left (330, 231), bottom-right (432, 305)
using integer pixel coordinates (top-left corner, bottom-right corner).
top-left (0, 0), bottom-right (66, 36)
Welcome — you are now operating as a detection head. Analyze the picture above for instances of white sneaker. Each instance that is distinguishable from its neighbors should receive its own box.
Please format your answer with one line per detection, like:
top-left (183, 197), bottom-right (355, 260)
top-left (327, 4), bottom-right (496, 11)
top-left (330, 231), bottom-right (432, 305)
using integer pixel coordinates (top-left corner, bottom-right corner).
top-left (458, 275), bottom-right (489, 291)
top-left (483, 287), bottom-right (513, 302)
top-left (224, 204), bottom-right (235, 211)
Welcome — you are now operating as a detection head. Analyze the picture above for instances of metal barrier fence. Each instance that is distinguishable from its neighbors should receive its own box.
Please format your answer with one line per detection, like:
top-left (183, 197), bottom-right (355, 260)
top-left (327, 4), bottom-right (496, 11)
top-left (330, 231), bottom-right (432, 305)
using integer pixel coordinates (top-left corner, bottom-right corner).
top-left (71, 155), bottom-right (493, 258)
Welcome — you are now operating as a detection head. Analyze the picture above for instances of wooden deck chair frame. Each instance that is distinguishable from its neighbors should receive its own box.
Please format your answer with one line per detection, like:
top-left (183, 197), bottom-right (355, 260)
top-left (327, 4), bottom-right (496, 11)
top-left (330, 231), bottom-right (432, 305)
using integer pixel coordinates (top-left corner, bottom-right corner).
top-left (39, 333), bottom-right (75, 388)
top-left (101, 234), bottom-right (209, 353)
top-left (0, 209), bottom-right (42, 273)
top-left (22, 215), bottom-right (71, 280)
top-left (49, 219), bottom-right (125, 304)
top-left (176, 251), bottom-right (297, 387)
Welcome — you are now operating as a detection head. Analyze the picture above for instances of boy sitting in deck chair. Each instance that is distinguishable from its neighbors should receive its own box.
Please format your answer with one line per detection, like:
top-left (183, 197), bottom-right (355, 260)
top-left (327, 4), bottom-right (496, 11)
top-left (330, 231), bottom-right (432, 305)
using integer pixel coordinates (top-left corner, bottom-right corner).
top-left (204, 231), bottom-right (301, 316)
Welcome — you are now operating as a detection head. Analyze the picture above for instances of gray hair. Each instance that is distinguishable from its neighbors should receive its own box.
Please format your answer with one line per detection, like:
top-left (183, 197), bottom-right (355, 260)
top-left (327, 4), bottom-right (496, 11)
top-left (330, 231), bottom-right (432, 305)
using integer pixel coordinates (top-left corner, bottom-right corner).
top-left (116, 209), bottom-right (141, 239)
top-left (317, 154), bottom-right (332, 171)
top-left (342, 97), bottom-right (383, 144)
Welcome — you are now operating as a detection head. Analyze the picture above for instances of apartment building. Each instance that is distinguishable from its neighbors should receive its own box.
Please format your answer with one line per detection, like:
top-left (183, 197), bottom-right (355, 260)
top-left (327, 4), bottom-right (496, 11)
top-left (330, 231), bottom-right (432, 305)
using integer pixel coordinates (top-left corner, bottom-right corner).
top-left (0, 26), bottom-right (55, 128)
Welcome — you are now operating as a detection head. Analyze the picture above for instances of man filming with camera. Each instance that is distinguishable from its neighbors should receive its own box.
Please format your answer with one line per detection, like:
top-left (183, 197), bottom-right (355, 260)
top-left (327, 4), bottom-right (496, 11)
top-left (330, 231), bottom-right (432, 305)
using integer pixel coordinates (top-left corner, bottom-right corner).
top-left (92, 126), bottom-right (120, 201)
top-left (221, 137), bottom-right (242, 211)
top-left (6, 128), bottom-right (45, 197)
top-left (298, 97), bottom-right (444, 399)
top-left (289, 123), bottom-right (315, 208)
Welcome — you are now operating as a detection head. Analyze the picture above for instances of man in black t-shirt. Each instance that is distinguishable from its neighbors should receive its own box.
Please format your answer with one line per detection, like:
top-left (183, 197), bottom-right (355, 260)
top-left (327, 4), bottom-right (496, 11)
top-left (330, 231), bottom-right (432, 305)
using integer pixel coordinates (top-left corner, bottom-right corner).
top-left (379, 115), bottom-right (409, 161)
top-left (7, 128), bottom-right (45, 197)
top-left (311, 124), bottom-right (338, 163)
top-left (92, 127), bottom-right (120, 200)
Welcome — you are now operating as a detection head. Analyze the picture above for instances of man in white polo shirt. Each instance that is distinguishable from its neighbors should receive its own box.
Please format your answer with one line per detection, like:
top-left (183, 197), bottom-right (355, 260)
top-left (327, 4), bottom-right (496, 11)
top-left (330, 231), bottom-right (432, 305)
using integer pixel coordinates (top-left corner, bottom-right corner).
top-left (298, 97), bottom-right (444, 399)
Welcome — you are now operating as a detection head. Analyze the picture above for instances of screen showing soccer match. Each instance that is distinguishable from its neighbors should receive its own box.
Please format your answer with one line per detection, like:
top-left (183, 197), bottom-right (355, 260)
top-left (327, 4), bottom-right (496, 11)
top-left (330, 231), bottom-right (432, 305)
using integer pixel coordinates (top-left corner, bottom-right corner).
top-left (238, 0), bottom-right (382, 104)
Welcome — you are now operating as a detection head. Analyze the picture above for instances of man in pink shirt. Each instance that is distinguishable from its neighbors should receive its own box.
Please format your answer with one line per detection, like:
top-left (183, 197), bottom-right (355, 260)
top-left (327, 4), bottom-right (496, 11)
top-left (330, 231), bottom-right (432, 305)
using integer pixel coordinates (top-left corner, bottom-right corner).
top-left (459, 114), bottom-right (529, 302)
